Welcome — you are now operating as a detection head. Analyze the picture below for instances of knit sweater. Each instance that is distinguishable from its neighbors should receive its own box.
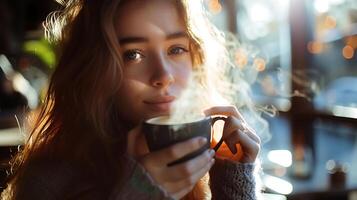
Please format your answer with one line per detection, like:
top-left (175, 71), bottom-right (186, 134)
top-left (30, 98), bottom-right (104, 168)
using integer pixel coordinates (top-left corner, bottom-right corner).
top-left (13, 155), bottom-right (257, 200)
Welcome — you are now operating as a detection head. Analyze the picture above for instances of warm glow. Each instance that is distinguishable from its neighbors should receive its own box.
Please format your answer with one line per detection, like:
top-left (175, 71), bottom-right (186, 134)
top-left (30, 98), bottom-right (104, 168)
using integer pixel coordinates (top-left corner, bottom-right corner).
top-left (211, 120), bottom-right (243, 161)
top-left (235, 49), bottom-right (248, 69)
top-left (324, 16), bottom-right (337, 29)
top-left (268, 150), bottom-right (293, 167)
top-left (254, 58), bottom-right (266, 72)
top-left (208, 0), bottom-right (222, 14)
top-left (342, 45), bottom-right (354, 59)
top-left (212, 119), bottom-right (224, 142)
top-left (307, 41), bottom-right (324, 54)
top-left (263, 174), bottom-right (293, 195)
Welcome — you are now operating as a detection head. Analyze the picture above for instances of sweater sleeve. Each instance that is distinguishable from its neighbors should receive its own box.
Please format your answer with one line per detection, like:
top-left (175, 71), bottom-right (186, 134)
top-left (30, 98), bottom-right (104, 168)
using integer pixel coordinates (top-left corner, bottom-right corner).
top-left (109, 155), bottom-right (173, 200)
top-left (209, 158), bottom-right (258, 200)
top-left (11, 157), bottom-right (173, 200)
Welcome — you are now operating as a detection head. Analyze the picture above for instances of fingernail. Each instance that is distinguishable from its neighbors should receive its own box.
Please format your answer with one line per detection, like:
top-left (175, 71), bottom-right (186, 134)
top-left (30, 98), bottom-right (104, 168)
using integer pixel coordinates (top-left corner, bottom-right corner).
top-left (198, 137), bottom-right (207, 145)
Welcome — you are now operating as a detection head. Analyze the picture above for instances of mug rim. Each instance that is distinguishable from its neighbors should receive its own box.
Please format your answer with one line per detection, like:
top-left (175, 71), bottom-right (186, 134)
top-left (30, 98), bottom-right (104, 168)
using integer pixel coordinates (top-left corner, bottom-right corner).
top-left (145, 115), bottom-right (209, 125)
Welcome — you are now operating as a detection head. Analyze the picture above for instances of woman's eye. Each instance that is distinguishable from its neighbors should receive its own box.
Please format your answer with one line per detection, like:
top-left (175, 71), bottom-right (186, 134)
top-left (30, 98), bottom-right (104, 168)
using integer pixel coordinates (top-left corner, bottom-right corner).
top-left (123, 50), bottom-right (144, 61)
top-left (168, 46), bottom-right (189, 55)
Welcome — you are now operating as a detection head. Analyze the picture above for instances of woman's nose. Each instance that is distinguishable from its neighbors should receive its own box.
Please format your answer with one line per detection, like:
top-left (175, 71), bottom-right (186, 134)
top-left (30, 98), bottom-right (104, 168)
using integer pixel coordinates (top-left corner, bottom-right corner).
top-left (150, 56), bottom-right (175, 88)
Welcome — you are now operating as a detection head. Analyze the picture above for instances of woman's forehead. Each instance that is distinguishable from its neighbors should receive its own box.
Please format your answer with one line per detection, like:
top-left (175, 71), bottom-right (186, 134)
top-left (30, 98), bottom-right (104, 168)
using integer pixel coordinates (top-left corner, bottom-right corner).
top-left (115, 0), bottom-right (186, 38)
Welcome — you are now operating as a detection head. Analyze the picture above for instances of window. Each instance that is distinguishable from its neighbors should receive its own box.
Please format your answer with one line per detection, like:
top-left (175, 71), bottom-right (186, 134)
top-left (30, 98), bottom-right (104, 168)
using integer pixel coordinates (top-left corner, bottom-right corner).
top-left (310, 0), bottom-right (357, 118)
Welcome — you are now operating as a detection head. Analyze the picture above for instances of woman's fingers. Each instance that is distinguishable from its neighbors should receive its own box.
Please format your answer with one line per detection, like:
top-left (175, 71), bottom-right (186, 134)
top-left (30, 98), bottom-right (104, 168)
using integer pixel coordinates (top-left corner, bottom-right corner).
top-left (212, 113), bottom-right (260, 146)
top-left (225, 130), bottom-right (258, 155)
top-left (224, 116), bottom-right (260, 161)
top-left (162, 149), bottom-right (215, 182)
top-left (205, 106), bottom-right (258, 142)
top-left (229, 117), bottom-right (260, 144)
top-left (220, 116), bottom-right (242, 139)
top-left (204, 106), bottom-right (245, 123)
top-left (141, 136), bottom-right (208, 167)
top-left (205, 105), bottom-right (261, 163)
top-left (139, 139), bottom-right (214, 199)
top-left (167, 159), bottom-right (214, 198)
top-left (243, 125), bottom-right (261, 144)
top-left (225, 129), bottom-right (260, 163)
top-left (170, 184), bottom-right (195, 200)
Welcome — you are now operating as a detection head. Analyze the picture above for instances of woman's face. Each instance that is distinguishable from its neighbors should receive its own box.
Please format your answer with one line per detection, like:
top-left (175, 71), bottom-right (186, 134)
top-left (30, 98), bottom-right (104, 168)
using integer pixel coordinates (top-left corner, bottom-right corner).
top-left (115, 0), bottom-right (192, 124)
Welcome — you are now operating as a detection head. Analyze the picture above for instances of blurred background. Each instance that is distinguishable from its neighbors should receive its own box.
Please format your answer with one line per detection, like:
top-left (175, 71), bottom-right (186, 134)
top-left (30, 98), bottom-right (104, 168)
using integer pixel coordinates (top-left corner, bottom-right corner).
top-left (1, 0), bottom-right (357, 199)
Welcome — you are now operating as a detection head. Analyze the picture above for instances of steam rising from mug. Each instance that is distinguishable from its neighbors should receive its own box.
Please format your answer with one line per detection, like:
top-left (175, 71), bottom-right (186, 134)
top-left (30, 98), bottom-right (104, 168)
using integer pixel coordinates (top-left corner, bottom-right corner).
top-left (161, 0), bottom-right (270, 142)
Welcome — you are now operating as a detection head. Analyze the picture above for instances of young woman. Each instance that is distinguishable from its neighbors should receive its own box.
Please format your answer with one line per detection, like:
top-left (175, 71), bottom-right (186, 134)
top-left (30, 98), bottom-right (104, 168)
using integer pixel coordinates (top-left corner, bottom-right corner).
top-left (1, 0), bottom-right (262, 199)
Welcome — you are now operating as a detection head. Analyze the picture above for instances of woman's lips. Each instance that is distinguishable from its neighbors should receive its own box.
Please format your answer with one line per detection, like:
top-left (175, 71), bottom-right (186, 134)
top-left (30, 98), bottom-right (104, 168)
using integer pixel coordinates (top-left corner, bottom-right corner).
top-left (144, 96), bottom-right (176, 112)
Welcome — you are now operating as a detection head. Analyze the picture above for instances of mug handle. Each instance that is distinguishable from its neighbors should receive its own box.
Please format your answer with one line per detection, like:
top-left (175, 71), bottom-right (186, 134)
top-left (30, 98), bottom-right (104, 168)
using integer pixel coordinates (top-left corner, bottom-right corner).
top-left (211, 116), bottom-right (227, 151)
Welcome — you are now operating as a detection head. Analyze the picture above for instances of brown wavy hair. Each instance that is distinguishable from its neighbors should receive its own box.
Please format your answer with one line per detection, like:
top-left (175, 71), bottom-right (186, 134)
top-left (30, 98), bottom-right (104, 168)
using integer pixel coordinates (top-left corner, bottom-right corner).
top-left (1, 0), bottom-right (225, 199)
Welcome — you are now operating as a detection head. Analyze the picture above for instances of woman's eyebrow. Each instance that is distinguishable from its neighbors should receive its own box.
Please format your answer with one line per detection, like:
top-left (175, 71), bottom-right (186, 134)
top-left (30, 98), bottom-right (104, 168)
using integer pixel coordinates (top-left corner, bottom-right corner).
top-left (119, 32), bottom-right (188, 45)
top-left (166, 31), bottom-right (188, 40)
top-left (119, 37), bottom-right (148, 45)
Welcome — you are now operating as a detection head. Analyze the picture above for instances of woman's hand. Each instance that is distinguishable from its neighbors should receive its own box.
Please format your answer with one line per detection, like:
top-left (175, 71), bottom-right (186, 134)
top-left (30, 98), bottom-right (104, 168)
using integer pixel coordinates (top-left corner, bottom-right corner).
top-left (127, 127), bottom-right (215, 199)
top-left (204, 106), bottom-right (261, 163)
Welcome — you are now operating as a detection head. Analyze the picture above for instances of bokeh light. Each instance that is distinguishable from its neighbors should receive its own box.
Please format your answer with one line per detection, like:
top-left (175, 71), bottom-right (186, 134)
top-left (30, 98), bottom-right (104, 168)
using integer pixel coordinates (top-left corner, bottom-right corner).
top-left (342, 45), bottom-right (354, 59)
top-left (235, 49), bottom-right (248, 69)
top-left (208, 0), bottom-right (222, 14)
top-left (307, 41), bottom-right (324, 54)
top-left (324, 15), bottom-right (337, 29)
top-left (254, 58), bottom-right (266, 72)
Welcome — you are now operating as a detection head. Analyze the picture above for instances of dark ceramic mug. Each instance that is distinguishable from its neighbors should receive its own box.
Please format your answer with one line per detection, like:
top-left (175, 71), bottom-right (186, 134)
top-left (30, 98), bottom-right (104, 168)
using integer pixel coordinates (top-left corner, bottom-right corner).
top-left (142, 116), bottom-right (226, 166)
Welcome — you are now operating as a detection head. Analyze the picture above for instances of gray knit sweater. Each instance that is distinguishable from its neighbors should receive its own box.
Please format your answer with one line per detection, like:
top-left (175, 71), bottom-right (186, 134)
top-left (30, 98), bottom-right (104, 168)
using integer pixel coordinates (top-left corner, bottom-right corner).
top-left (13, 155), bottom-right (257, 200)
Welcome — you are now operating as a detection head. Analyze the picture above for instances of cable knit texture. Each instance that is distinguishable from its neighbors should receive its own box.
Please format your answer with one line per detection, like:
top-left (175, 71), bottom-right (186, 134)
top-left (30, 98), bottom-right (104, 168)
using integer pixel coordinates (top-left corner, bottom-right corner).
top-left (209, 158), bottom-right (256, 200)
